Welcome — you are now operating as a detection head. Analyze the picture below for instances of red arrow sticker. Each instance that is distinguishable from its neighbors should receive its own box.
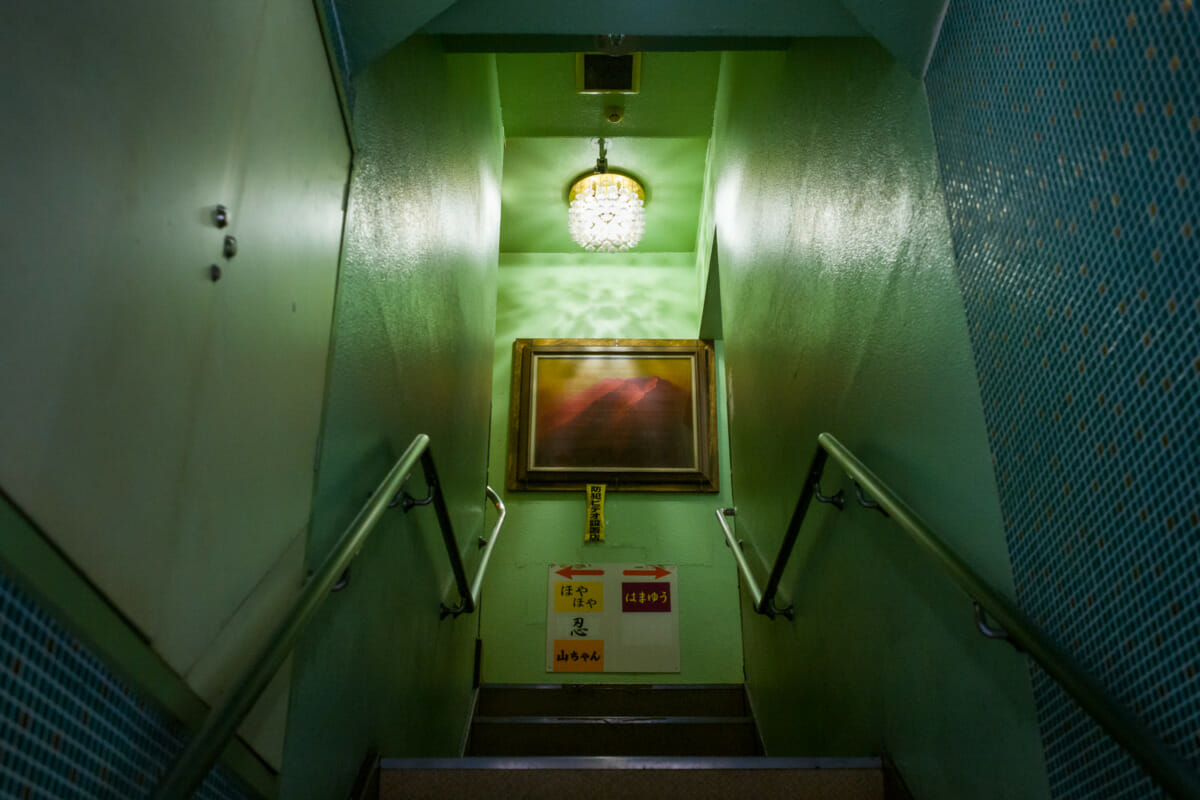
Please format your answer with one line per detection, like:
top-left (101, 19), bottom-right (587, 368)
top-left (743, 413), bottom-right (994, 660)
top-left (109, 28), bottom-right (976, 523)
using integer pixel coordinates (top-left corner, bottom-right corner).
top-left (556, 566), bottom-right (605, 579)
top-left (622, 566), bottom-right (671, 579)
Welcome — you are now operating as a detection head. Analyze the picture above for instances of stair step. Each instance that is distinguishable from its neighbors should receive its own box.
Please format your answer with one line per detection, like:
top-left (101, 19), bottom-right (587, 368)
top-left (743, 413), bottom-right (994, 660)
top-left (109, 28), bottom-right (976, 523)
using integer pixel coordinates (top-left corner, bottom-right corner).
top-left (474, 683), bottom-right (748, 717)
top-left (468, 683), bottom-right (761, 757)
top-left (378, 757), bottom-right (885, 800)
top-left (467, 716), bottom-right (761, 757)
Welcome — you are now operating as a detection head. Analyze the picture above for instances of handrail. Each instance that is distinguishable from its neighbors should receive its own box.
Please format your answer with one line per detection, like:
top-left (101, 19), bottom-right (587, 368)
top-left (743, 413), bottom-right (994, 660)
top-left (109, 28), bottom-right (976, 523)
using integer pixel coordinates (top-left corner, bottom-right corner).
top-left (469, 486), bottom-right (506, 610)
top-left (717, 432), bottom-right (1200, 800)
top-left (156, 435), bottom-right (504, 799)
top-left (714, 508), bottom-right (777, 618)
top-left (399, 447), bottom-right (507, 619)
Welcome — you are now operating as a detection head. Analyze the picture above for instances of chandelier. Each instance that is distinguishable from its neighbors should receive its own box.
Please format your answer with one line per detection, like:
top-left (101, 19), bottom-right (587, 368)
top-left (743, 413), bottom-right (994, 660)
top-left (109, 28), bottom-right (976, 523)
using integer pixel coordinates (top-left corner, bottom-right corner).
top-left (567, 138), bottom-right (645, 252)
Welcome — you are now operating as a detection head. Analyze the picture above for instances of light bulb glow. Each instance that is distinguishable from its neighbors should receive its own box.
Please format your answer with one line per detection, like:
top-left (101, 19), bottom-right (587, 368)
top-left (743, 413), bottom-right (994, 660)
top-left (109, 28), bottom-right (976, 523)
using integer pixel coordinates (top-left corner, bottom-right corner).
top-left (567, 173), bottom-right (646, 252)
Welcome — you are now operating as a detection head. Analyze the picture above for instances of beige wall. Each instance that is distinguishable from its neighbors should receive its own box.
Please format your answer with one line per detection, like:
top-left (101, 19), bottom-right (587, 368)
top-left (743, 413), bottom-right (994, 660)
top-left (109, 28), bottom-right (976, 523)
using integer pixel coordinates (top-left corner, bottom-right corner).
top-left (0, 0), bottom-right (350, 766)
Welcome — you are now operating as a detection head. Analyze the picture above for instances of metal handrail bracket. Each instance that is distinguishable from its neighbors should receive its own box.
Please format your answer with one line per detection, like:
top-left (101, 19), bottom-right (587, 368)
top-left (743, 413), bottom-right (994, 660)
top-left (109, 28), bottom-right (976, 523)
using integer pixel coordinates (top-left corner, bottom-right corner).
top-left (718, 431), bottom-right (1200, 800)
top-left (156, 436), bottom-right (508, 799)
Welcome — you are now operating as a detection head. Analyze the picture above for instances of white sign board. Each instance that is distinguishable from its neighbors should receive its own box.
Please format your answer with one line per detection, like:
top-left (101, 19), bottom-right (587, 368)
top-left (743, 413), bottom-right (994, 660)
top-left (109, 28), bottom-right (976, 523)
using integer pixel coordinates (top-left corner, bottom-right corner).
top-left (546, 564), bottom-right (680, 673)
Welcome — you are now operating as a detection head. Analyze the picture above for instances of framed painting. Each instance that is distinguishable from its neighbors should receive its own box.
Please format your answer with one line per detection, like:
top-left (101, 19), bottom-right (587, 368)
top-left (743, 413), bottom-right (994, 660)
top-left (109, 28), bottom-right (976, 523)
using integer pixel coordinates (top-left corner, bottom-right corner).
top-left (506, 339), bottom-right (718, 492)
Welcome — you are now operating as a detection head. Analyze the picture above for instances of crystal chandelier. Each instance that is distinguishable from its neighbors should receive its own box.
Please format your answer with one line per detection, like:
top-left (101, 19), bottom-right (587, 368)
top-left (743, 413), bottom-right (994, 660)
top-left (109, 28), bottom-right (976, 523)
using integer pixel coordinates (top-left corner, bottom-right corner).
top-left (567, 139), bottom-right (645, 252)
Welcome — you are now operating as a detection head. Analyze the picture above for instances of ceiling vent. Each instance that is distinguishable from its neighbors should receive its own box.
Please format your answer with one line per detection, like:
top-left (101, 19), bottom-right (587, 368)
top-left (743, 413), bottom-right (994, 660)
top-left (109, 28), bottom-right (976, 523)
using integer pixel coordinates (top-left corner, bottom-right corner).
top-left (576, 52), bottom-right (641, 95)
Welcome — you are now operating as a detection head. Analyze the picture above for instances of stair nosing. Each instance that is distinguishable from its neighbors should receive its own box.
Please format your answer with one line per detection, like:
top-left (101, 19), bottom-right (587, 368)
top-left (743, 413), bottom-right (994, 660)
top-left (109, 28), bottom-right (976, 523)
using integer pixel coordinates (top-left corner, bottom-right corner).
top-left (471, 715), bottom-right (756, 725)
top-left (382, 756), bottom-right (884, 770)
top-left (477, 683), bottom-right (746, 691)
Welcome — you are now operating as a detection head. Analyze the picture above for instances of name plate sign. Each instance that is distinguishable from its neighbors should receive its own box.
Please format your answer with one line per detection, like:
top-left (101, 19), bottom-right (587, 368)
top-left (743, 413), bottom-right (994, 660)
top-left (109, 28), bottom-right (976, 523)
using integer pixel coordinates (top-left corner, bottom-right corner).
top-left (546, 564), bottom-right (679, 673)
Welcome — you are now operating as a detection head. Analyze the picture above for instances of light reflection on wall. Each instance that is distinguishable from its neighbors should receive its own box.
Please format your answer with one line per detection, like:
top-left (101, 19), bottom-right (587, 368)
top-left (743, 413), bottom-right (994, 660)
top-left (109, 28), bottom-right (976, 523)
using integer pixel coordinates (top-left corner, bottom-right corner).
top-left (495, 258), bottom-right (699, 342)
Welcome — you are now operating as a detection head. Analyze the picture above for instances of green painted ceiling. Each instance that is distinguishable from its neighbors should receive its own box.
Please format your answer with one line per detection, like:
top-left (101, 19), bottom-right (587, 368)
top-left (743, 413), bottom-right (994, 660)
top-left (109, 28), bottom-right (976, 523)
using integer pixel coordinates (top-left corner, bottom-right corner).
top-left (500, 136), bottom-right (709, 254)
top-left (496, 52), bottom-right (719, 256)
top-left (497, 52), bottom-right (720, 138)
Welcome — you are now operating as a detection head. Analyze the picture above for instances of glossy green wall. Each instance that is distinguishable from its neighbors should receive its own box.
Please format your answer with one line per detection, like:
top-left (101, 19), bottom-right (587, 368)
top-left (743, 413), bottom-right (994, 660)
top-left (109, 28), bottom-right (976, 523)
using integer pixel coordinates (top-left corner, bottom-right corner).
top-left (708, 42), bottom-right (1051, 798)
top-left (280, 38), bottom-right (503, 797)
top-left (480, 253), bottom-right (743, 685)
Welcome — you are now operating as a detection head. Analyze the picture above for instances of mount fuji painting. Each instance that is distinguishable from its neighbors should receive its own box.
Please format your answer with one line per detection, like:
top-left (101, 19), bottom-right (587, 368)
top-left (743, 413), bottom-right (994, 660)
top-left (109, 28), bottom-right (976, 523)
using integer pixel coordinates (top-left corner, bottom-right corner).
top-left (508, 339), bottom-right (718, 493)
top-left (531, 356), bottom-right (696, 470)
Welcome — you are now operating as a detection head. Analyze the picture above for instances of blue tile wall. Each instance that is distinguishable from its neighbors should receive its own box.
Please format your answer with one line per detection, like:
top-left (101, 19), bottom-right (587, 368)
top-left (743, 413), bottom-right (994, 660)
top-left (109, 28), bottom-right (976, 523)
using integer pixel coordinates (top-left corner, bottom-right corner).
top-left (926, 1), bottom-right (1199, 798)
top-left (0, 570), bottom-right (255, 800)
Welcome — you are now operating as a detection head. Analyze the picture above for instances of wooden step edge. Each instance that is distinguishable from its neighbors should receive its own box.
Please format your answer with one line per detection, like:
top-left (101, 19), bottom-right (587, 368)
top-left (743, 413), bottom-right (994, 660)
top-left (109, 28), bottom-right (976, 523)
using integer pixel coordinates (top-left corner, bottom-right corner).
top-left (382, 756), bottom-right (883, 771)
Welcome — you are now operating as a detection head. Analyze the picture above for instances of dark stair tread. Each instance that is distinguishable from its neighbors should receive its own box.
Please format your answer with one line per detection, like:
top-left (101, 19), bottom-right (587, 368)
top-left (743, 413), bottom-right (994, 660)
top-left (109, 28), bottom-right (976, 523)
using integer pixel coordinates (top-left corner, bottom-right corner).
top-left (378, 757), bottom-right (886, 800)
top-left (475, 683), bottom-right (748, 717)
top-left (466, 716), bottom-right (761, 757)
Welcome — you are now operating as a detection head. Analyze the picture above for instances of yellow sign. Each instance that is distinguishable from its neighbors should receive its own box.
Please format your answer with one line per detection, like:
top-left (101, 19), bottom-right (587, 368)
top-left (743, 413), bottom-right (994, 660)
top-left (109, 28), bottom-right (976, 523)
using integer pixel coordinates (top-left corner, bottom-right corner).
top-left (585, 483), bottom-right (605, 542)
top-left (553, 581), bottom-right (603, 613)
top-left (553, 639), bottom-right (604, 672)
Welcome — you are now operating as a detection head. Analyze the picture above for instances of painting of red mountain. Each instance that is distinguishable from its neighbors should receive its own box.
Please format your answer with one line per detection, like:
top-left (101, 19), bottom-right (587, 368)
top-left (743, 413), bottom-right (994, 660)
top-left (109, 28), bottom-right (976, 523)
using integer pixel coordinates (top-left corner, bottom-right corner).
top-left (531, 355), bottom-right (696, 470)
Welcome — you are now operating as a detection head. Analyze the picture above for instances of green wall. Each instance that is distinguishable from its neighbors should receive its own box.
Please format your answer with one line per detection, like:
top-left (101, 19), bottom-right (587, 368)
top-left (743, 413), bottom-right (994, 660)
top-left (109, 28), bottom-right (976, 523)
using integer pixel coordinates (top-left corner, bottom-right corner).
top-left (480, 253), bottom-right (743, 685)
top-left (280, 37), bottom-right (504, 798)
top-left (707, 41), bottom-right (1051, 798)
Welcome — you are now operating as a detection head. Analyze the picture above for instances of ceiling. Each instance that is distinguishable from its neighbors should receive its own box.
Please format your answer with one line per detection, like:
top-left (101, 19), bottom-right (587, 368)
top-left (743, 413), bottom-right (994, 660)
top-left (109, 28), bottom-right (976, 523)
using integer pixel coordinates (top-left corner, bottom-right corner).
top-left (499, 136), bottom-right (709, 255)
top-left (324, 0), bottom-right (950, 259)
top-left (423, 0), bottom-right (866, 38)
top-left (496, 52), bottom-right (719, 256)
top-left (497, 52), bottom-right (721, 139)
top-left (331, 0), bottom-right (949, 78)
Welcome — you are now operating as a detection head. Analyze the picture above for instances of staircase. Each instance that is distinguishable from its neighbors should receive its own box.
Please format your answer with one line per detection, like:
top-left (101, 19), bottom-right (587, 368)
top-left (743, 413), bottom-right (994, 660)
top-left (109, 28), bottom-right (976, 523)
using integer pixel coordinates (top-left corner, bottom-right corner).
top-left (365, 684), bottom-right (910, 799)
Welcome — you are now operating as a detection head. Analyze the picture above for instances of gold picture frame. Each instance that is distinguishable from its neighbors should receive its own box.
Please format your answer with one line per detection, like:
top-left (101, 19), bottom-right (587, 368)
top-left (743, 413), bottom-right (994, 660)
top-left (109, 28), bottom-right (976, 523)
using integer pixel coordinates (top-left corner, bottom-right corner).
top-left (507, 339), bottom-right (718, 492)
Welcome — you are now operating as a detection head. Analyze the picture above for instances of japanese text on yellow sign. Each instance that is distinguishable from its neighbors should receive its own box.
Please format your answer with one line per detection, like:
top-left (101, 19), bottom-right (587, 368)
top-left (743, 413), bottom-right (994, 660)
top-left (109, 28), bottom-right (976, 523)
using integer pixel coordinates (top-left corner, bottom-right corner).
top-left (585, 484), bottom-right (605, 542)
top-left (553, 581), bottom-right (604, 613)
top-left (553, 639), bottom-right (604, 672)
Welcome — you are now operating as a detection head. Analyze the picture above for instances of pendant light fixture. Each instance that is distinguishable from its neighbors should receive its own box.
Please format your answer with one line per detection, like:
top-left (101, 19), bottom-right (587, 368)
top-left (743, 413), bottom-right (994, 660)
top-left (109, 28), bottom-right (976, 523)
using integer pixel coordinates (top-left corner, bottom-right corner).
top-left (567, 138), bottom-right (645, 252)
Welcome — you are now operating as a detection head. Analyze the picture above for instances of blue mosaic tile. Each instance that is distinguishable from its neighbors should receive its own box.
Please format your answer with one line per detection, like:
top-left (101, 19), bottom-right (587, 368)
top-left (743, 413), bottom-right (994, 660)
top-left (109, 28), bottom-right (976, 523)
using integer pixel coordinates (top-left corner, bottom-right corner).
top-left (0, 570), bottom-right (256, 800)
top-left (926, 1), bottom-right (1199, 798)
